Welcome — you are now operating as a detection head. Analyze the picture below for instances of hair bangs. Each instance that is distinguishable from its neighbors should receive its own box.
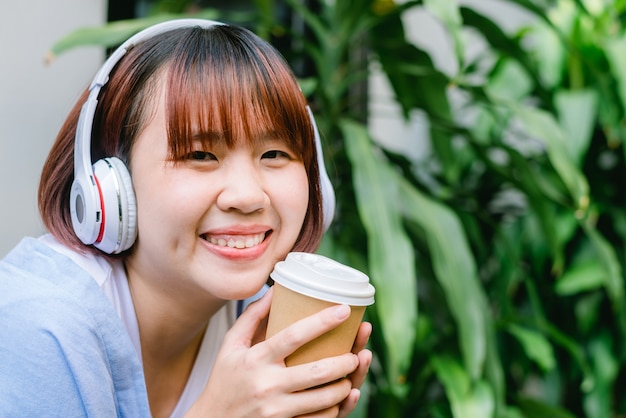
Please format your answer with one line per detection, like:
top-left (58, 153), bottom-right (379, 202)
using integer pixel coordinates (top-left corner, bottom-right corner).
top-left (163, 26), bottom-right (314, 161)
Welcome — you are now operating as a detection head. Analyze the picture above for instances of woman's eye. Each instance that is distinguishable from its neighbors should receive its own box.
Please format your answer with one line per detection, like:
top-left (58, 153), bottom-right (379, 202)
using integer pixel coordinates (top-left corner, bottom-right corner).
top-left (262, 150), bottom-right (290, 159)
top-left (187, 151), bottom-right (217, 161)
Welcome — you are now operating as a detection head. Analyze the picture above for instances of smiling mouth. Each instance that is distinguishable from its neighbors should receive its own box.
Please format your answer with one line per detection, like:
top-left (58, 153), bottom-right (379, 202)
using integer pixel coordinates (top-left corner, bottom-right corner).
top-left (202, 232), bottom-right (268, 249)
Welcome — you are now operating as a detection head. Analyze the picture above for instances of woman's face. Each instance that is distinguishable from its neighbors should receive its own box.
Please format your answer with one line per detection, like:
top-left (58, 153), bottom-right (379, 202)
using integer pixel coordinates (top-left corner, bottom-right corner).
top-left (124, 79), bottom-right (309, 303)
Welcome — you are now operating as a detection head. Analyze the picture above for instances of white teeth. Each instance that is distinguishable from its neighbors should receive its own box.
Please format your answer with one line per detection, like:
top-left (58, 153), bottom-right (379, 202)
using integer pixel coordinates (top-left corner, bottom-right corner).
top-left (209, 233), bottom-right (265, 249)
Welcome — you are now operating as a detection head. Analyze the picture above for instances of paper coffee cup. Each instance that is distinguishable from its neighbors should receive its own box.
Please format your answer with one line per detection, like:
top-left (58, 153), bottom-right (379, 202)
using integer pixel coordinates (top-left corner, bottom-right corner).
top-left (266, 252), bottom-right (375, 366)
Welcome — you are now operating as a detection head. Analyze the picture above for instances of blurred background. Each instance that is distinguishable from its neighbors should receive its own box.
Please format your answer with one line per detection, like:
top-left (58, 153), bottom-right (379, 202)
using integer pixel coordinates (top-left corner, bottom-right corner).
top-left (3, 1), bottom-right (626, 417)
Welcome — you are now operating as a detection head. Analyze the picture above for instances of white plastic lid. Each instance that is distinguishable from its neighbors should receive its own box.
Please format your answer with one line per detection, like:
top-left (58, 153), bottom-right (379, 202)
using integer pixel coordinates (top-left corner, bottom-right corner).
top-left (270, 252), bottom-right (375, 306)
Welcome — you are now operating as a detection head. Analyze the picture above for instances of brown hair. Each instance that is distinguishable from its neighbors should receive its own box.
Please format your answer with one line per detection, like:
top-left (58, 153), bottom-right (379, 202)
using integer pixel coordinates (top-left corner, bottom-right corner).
top-left (38, 24), bottom-right (324, 256)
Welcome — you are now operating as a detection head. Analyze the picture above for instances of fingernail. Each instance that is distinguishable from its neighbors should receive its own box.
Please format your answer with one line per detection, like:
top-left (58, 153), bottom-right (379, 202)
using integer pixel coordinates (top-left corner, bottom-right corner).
top-left (333, 304), bottom-right (350, 320)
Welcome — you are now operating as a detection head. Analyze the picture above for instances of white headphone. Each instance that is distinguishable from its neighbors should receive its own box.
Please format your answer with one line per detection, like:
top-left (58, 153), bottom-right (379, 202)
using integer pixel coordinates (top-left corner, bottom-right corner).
top-left (70, 19), bottom-right (335, 254)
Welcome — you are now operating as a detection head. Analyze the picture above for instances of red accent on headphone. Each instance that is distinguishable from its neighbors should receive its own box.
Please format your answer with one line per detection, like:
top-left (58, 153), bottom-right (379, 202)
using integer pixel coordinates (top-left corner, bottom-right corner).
top-left (94, 175), bottom-right (106, 244)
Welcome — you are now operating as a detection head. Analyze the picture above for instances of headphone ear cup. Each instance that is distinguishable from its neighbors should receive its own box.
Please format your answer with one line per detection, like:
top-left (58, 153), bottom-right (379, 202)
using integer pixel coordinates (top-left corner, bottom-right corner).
top-left (109, 157), bottom-right (138, 252)
top-left (69, 174), bottom-right (103, 246)
top-left (92, 157), bottom-right (137, 254)
top-left (307, 107), bottom-right (335, 230)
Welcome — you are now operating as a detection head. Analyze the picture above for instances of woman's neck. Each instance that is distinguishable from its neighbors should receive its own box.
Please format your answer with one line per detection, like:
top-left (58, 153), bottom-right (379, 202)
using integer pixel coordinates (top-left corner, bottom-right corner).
top-left (141, 326), bottom-right (206, 418)
top-left (125, 267), bottom-right (226, 418)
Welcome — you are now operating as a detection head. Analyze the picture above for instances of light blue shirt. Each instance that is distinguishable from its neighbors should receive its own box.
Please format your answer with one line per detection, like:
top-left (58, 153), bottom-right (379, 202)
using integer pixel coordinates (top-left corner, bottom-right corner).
top-left (0, 237), bottom-right (151, 416)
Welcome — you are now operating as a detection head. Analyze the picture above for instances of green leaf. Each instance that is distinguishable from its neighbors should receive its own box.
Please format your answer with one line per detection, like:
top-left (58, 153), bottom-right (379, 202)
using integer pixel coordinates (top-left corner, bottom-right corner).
top-left (283, 0), bottom-right (327, 48)
top-left (575, 292), bottom-right (603, 334)
top-left (250, 0), bottom-right (274, 39)
top-left (523, 17), bottom-right (566, 89)
top-left (431, 355), bottom-right (495, 418)
top-left (368, 5), bottom-right (464, 183)
top-left (555, 260), bottom-right (606, 296)
top-left (583, 335), bottom-right (619, 418)
top-left (371, 9), bottom-right (452, 120)
top-left (340, 119), bottom-right (417, 394)
top-left (516, 396), bottom-right (578, 418)
top-left (397, 174), bottom-right (488, 379)
top-left (506, 324), bottom-right (556, 372)
top-left (297, 77), bottom-right (317, 97)
top-left (499, 406), bottom-right (526, 418)
top-left (424, 0), bottom-right (464, 70)
top-left (48, 10), bottom-right (221, 59)
top-left (554, 89), bottom-right (597, 165)
top-left (508, 103), bottom-right (590, 213)
top-left (581, 225), bottom-right (624, 311)
top-left (604, 33), bottom-right (626, 113)
top-left (460, 6), bottom-right (548, 98)
top-left (487, 58), bottom-right (533, 101)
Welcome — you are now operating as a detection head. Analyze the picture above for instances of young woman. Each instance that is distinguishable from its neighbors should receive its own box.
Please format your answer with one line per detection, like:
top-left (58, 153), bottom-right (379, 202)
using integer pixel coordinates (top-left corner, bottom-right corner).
top-left (0, 19), bottom-right (372, 417)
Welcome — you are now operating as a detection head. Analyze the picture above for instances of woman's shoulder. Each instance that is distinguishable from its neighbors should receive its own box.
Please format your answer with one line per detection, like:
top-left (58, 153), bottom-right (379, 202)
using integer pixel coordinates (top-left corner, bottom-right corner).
top-left (0, 235), bottom-right (111, 312)
top-left (0, 235), bottom-right (134, 346)
top-left (0, 235), bottom-right (130, 357)
top-left (0, 235), bottom-right (150, 416)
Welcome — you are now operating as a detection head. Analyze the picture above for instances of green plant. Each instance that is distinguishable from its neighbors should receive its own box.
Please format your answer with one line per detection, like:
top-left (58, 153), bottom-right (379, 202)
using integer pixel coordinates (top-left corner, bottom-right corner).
top-left (358, 0), bottom-right (626, 416)
top-left (51, 0), bottom-right (626, 416)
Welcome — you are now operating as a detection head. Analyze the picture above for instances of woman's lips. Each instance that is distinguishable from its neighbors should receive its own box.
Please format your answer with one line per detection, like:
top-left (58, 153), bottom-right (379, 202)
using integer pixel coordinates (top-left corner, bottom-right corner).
top-left (200, 224), bottom-right (273, 260)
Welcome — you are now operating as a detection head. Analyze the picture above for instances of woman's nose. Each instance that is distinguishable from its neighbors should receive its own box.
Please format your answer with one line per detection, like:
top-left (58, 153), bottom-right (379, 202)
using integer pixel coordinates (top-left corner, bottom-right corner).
top-left (216, 162), bottom-right (269, 214)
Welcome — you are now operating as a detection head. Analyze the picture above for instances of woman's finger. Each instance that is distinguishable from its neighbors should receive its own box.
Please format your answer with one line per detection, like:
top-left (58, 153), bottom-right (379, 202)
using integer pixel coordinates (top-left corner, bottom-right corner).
top-left (287, 377), bottom-right (352, 417)
top-left (286, 352), bottom-right (359, 392)
top-left (338, 388), bottom-right (361, 418)
top-left (263, 304), bottom-right (352, 362)
top-left (221, 286), bottom-right (274, 349)
top-left (348, 348), bottom-right (372, 390)
top-left (296, 404), bottom-right (341, 418)
top-left (351, 321), bottom-right (372, 354)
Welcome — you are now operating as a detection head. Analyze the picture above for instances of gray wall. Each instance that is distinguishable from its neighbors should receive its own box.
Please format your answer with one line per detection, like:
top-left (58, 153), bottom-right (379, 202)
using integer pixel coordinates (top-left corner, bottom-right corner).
top-left (0, 0), bottom-right (105, 257)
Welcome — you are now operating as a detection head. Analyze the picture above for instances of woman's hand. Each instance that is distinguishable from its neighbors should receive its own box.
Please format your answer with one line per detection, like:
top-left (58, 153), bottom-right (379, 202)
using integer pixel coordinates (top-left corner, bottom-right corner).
top-left (186, 287), bottom-right (372, 418)
top-left (337, 321), bottom-right (372, 418)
